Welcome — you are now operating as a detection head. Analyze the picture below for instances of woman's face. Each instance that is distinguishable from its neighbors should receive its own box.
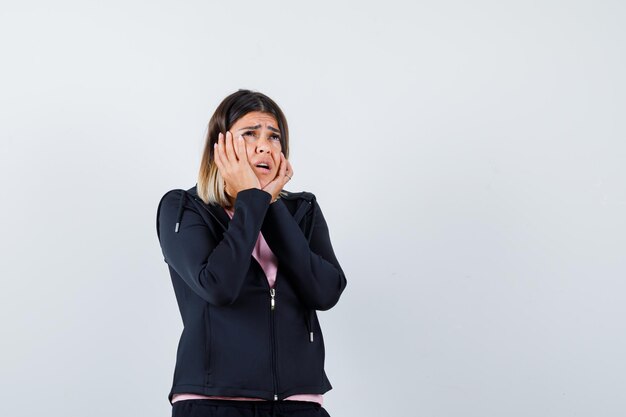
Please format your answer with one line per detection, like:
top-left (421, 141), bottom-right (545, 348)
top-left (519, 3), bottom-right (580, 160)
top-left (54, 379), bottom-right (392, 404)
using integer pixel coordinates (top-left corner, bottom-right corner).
top-left (228, 111), bottom-right (283, 188)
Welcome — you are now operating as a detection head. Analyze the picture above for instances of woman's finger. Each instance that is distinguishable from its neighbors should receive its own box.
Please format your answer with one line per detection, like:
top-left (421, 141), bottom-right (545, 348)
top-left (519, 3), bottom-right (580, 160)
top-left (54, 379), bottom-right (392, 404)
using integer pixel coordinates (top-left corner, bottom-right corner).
top-left (217, 132), bottom-right (228, 168)
top-left (282, 154), bottom-right (294, 182)
top-left (216, 133), bottom-right (232, 174)
top-left (278, 152), bottom-right (287, 180)
top-left (234, 134), bottom-right (248, 165)
top-left (285, 158), bottom-right (294, 179)
top-left (224, 131), bottom-right (238, 163)
top-left (214, 142), bottom-right (225, 173)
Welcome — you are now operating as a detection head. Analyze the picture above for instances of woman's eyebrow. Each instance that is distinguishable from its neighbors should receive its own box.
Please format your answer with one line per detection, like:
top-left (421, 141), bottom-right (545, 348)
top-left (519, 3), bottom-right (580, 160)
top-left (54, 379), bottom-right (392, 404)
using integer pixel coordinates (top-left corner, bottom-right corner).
top-left (237, 125), bottom-right (281, 133)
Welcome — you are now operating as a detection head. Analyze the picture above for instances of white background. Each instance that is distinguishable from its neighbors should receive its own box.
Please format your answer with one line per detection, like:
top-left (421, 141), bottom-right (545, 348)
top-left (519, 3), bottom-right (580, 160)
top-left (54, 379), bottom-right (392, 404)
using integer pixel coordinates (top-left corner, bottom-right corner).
top-left (1, 1), bottom-right (625, 416)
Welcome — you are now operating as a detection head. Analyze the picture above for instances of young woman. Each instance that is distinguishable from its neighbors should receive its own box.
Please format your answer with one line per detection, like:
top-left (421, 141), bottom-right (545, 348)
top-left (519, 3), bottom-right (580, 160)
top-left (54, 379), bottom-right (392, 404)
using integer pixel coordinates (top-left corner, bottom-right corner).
top-left (156, 89), bottom-right (347, 417)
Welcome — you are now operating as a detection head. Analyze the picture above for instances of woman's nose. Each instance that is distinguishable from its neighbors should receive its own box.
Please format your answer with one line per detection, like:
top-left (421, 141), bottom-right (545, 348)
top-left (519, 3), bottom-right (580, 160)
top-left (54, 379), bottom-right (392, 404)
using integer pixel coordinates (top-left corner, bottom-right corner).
top-left (255, 136), bottom-right (271, 153)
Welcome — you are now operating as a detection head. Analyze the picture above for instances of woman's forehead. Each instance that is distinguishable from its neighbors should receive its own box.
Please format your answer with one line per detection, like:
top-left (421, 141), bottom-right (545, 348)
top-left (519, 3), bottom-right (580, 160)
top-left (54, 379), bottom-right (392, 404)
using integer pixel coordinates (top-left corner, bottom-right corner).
top-left (234, 111), bottom-right (279, 129)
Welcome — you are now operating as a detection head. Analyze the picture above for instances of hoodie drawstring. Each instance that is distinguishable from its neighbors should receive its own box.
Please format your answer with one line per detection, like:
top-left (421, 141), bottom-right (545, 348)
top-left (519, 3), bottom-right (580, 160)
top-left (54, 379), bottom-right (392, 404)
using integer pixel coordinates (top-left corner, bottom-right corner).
top-left (304, 310), bottom-right (313, 342)
top-left (174, 191), bottom-right (187, 233)
top-left (305, 198), bottom-right (316, 343)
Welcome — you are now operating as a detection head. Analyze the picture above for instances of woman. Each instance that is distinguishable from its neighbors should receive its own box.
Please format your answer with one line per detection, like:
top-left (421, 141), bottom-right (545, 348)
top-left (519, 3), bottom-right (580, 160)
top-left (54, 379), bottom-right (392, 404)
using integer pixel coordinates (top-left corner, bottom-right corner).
top-left (156, 89), bottom-right (347, 417)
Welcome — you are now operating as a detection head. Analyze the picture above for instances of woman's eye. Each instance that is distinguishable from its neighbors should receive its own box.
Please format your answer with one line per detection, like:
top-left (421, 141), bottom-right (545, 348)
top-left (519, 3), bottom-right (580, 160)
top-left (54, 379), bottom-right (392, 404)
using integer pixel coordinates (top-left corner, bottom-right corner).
top-left (242, 131), bottom-right (279, 142)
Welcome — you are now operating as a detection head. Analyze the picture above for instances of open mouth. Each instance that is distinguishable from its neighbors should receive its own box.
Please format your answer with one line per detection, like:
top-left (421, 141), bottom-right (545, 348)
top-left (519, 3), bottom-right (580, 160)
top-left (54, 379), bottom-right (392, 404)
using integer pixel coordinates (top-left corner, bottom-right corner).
top-left (255, 163), bottom-right (271, 172)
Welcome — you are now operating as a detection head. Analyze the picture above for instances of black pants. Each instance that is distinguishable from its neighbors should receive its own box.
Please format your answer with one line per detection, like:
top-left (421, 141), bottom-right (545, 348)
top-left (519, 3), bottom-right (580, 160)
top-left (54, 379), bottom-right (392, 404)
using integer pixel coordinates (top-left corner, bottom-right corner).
top-left (171, 399), bottom-right (332, 417)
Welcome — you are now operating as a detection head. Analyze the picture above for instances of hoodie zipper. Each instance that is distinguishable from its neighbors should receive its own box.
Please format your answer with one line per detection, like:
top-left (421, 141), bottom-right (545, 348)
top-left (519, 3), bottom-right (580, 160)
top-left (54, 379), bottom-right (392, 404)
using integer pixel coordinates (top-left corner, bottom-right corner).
top-left (269, 286), bottom-right (279, 401)
top-left (252, 256), bottom-right (280, 402)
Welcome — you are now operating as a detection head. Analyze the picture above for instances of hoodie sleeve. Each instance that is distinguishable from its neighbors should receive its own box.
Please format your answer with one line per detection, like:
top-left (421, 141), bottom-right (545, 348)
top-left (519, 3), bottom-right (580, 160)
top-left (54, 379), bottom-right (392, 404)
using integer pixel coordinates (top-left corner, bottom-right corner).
top-left (261, 196), bottom-right (347, 311)
top-left (157, 187), bottom-right (272, 306)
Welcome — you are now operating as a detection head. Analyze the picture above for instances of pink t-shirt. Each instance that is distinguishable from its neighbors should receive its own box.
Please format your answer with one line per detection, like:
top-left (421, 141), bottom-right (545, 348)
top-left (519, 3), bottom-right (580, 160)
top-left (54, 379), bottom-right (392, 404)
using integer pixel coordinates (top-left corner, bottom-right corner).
top-left (171, 207), bottom-right (323, 406)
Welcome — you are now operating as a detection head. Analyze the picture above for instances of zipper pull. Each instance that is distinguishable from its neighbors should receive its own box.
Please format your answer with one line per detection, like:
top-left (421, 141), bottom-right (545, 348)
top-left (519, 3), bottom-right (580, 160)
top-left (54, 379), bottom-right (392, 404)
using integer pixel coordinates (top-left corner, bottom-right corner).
top-left (270, 288), bottom-right (276, 310)
top-left (310, 331), bottom-right (314, 342)
top-left (274, 394), bottom-right (278, 401)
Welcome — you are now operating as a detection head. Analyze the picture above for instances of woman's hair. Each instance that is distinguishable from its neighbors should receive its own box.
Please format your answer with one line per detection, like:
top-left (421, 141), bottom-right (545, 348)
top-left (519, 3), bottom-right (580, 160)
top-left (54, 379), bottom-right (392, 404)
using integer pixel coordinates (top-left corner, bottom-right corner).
top-left (197, 89), bottom-right (290, 207)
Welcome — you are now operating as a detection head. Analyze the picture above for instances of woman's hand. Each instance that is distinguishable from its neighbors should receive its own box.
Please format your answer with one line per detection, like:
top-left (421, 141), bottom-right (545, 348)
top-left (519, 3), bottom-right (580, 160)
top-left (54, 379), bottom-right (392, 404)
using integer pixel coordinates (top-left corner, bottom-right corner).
top-left (262, 152), bottom-right (294, 202)
top-left (214, 131), bottom-right (261, 199)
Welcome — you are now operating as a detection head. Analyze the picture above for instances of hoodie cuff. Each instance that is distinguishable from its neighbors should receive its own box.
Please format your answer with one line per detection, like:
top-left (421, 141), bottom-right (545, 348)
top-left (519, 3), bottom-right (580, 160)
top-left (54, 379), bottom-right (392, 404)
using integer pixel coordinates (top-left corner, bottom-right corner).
top-left (235, 187), bottom-right (273, 207)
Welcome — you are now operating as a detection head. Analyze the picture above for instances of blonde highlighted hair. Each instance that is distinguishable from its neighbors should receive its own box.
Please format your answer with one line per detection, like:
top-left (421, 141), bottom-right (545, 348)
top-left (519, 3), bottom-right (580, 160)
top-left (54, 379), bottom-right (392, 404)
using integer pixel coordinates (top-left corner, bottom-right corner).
top-left (197, 89), bottom-right (290, 207)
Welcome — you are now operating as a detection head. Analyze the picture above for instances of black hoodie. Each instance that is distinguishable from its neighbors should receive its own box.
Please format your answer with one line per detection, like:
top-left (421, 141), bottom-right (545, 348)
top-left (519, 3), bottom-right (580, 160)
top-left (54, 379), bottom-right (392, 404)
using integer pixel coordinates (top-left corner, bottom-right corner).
top-left (156, 185), bottom-right (347, 405)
